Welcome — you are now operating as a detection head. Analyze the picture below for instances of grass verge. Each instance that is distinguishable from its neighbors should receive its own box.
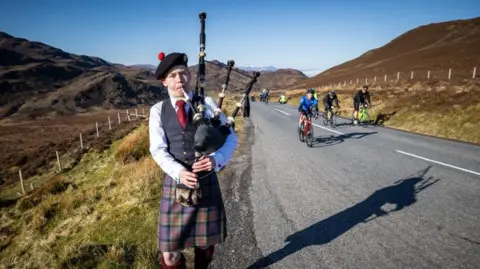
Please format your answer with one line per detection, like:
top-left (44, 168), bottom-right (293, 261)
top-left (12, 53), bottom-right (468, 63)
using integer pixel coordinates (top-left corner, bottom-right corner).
top-left (0, 95), bottom-right (245, 268)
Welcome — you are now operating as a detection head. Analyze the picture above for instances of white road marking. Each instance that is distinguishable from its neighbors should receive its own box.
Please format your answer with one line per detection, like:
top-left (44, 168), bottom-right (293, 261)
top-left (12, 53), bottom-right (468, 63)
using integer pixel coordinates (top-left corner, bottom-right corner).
top-left (273, 108), bottom-right (345, 135)
top-left (274, 108), bottom-right (290, 116)
top-left (395, 150), bottom-right (480, 176)
top-left (312, 123), bottom-right (344, 135)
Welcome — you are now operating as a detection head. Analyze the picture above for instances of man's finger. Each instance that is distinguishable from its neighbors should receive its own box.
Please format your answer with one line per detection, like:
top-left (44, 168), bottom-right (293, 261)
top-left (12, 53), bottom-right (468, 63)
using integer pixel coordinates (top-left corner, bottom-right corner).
top-left (192, 163), bottom-right (212, 172)
top-left (183, 176), bottom-right (198, 183)
top-left (185, 171), bottom-right (198, 178)
top-left (192, 159), bottom-right (207, 167)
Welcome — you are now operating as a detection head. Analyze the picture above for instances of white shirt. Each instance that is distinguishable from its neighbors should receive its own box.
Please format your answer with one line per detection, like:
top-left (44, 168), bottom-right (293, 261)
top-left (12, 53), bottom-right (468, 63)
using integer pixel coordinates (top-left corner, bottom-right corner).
top-left (149, 90), bottom-right (238, 182)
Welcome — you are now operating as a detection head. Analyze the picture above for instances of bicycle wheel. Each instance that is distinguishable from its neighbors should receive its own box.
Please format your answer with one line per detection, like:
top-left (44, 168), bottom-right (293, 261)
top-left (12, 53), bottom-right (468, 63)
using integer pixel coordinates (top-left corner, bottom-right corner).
top-left (298, 122), bottom-right (305, 142)
top-left (330, 112), bottom-right (337, 128)
top-left (359, 109), bottom-right (368, 127)
top-left (323, 111), bottom-right (328, 125)
top-left (362, 111), bottom-right (370, 127)
top-left (306, 121), bottom-right (314, 147)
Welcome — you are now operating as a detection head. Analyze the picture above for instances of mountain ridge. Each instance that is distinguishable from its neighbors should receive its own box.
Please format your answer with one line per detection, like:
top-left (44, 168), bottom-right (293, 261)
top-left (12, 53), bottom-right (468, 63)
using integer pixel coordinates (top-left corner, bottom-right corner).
top-left (294, 16), bottom-right (480, 89)
top-left (0, 31), bottom-right (307, 120)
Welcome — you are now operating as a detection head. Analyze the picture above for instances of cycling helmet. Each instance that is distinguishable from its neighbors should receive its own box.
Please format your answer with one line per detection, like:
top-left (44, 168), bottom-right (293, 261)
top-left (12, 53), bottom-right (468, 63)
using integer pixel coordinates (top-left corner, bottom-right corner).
top-left (307, 88), bottom-right (315, 94)
top-left (329, 89), bottom-right (335, 95)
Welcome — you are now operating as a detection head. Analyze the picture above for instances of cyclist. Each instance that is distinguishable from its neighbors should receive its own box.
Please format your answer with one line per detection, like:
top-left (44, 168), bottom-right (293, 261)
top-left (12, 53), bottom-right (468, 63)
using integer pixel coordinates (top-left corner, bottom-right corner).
top-left (353, 85), bottom-right (372, 125)
top-left (323, 89), bottom-right (340, 120)
top-left (261, 88), bottom-right (269, 102)
top-left (279, 93), bottom-right (287, 104)
top-left (298, 88), bottom-right (319, 129)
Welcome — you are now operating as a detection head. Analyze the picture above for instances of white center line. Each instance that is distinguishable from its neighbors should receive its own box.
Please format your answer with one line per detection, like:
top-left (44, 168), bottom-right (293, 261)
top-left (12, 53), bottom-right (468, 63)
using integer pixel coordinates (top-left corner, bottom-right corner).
top-left (395, 150), bottom-right (480, 176)
top-left (273, 108), bottom-right (345, 135)
top-left (274, 108), bottom-right (290, 116)
top-left (312, 123), bottom-right (344, 135)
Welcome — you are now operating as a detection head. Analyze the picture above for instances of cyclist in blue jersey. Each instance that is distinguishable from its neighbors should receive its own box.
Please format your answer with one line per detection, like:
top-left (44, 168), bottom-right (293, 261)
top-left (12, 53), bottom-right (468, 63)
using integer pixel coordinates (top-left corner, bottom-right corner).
top-left (298, 88), bottom-right (319, 128)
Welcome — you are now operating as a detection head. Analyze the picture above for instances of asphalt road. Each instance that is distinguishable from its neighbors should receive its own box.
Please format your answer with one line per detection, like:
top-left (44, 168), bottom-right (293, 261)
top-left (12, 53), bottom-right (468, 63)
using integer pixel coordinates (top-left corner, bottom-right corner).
top-left (211, 101), bottom-right (480, 269)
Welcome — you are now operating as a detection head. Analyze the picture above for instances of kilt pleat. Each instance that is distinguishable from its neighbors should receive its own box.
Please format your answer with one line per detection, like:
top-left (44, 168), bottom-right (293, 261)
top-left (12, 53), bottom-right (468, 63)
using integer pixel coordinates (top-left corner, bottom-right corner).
top-left (157, 173), bottom-right (227, 252)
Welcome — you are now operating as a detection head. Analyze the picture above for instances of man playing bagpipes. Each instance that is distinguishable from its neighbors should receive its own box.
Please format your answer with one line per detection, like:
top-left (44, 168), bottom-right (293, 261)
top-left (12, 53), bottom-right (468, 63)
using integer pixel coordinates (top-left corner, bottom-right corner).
top-left (149, 51), bottom-right (238, 268)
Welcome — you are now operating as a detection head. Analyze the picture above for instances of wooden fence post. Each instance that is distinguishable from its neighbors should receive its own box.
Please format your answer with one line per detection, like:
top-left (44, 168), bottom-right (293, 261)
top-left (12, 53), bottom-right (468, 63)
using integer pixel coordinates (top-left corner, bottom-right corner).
top-left (143, 108), bottom-right (145, 116)
top-left (356, 78), bottom-right (358, 84)
top-left (473, 67), bottom-right (476, 79)
top-left (96, 122), bottom-right (99, 137)
top-left (108, 116), bottom-right (112, 130)
top-left (397, 72), bottom-right (400, 81)
top-left (19, 169), bottom-right (25, 195)
top-left (365, 77), bottom-right (368, 84)
top-left (118, 112), bottom-right (121, 124)
top-left (427, 70), bottom-right (430, 79)
top-left (56, 151), bottom-right (62, 171)
top-left (80, 133), bottom-right (83, 149)
top-left (448, 68), bottom-right (452, 79)
top-left (374, 76), bottom-right (376, 82)
top-left (135, 109), bottom-right (138, 119)
top-left (384, 74), bottom-right (387, 81)
top-left (410, 71), bottom-right (413, 79)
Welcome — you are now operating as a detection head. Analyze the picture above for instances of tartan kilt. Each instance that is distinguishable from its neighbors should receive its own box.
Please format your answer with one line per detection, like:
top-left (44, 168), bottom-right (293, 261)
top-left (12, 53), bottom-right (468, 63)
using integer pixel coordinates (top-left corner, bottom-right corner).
top-left (157, 172), bottom-right (227, 252)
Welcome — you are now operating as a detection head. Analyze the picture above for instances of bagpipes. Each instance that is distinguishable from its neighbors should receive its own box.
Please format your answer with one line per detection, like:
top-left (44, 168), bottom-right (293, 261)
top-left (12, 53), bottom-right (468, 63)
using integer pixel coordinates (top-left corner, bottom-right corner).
top-left (175, 12), bottom-right (260, 207)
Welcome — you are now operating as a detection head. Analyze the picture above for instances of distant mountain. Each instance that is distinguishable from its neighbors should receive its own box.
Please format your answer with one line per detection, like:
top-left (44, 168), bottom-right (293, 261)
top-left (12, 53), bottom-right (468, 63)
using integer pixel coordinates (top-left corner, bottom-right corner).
top-left (237, 65), bottom-right (279, 72)
top-left (0, 31), bottom-right (167, 119)
top-left (129, 64), bottom-right (156, 71)
top-left (300, 69), bottom-right (324, 77)
top-left (188, 60), bottom-right (308, 92)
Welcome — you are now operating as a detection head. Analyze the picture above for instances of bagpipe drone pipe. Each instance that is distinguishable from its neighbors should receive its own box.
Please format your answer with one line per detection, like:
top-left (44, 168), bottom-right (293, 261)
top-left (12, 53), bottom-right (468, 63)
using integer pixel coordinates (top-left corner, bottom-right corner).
top-left (174, 12), bottom-right (261, 206)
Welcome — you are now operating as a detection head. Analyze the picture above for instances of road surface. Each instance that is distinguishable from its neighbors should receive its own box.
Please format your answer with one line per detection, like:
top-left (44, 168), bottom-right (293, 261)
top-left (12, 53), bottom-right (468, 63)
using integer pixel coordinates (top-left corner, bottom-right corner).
top-left (211, 101), bottom-right (480, 269)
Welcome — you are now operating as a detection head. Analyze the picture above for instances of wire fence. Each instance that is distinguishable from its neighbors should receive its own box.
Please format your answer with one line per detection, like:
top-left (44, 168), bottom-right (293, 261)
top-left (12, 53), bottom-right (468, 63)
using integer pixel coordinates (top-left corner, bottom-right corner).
top-left (305, 66), bottom-right (478, 89)
top-left (10, 107), bottom-right (151, 197)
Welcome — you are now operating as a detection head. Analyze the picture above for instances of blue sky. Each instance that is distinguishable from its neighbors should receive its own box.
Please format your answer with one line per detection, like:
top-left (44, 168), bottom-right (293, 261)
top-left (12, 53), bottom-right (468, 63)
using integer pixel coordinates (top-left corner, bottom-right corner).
top-left (1, 0), bottom-right (479, 75)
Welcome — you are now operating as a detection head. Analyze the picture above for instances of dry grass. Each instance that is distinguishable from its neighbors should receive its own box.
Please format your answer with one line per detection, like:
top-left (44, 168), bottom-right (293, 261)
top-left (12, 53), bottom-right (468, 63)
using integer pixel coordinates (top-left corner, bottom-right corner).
top-left (0, 95), bottom-right (245, 268)
top-left (283, 80), bottom-right (480, 144)
top-left (0, 125), bottom-right (165, 268)
top-left (114, 124), bottom-right (150, 165)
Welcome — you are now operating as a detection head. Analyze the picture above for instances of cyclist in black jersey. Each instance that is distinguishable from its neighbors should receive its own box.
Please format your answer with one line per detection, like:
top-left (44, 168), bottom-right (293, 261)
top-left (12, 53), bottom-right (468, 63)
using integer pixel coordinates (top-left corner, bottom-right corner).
top-left (352, 85), bottom-right (372, 125)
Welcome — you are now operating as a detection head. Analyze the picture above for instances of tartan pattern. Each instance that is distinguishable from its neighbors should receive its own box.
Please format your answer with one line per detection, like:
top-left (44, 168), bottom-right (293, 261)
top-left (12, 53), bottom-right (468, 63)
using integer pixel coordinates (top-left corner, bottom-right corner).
top-left (158, 173), bottom-right (227, 252)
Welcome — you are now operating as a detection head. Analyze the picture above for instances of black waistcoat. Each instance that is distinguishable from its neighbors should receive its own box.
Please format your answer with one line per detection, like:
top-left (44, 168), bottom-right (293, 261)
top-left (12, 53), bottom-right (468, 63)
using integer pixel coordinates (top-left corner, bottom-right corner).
top-left (161, 99), bottom-right (197, 169)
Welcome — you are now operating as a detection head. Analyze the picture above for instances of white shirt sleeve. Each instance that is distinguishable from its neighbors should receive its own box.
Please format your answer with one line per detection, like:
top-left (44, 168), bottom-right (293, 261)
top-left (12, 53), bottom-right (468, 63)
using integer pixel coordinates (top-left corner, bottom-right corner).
top-left (148, 102), bottom-right (185, 182)
top-left (204, 96), bottom-right (239, 172)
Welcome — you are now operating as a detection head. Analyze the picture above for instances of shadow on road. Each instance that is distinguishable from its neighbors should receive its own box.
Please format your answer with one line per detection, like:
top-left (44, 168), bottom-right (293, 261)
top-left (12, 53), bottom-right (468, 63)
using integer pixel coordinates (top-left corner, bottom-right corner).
top-left (246, 166), bottom-right (440, 269)
top-left (309, 132), bottom-right (378, 148)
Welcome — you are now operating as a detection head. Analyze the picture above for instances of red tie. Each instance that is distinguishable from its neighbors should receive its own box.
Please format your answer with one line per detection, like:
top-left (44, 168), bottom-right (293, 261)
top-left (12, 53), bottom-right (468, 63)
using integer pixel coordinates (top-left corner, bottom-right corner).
top-left (176, 100), bottom-right (187, 128)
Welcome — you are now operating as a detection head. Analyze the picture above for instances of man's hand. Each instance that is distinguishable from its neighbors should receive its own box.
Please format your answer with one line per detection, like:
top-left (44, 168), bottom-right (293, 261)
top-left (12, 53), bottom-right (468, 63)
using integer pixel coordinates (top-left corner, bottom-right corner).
top-left (192, 156), bottom-right (216, 173)
top-left (179, 169), bottom-right (198, 188)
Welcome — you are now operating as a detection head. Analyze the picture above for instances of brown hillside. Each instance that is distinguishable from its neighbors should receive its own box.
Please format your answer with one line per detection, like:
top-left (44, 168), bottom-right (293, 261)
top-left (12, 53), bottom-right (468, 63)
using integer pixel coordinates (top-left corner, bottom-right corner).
top-left (188, 60), bottom-right (307, 93)
top-left (0, 31), bottom-right (167, 120)
top-left (295, 16), bottom-right (480, 89)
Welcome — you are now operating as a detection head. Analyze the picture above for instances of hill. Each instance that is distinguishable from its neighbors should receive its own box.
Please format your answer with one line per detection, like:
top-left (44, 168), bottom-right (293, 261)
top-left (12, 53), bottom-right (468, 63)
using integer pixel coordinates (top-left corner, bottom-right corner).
top-left (296, 16), bottom-right (480, 89)
top-left (0, 31), bottom-right (167, 120)
top-left (188, 60), bottom-right (307, 93)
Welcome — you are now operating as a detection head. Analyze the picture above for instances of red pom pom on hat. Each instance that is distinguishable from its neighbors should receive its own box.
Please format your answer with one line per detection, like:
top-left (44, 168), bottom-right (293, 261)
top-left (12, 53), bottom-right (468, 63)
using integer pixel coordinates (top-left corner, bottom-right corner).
top-left (158, 52), bottom-right (165, 61)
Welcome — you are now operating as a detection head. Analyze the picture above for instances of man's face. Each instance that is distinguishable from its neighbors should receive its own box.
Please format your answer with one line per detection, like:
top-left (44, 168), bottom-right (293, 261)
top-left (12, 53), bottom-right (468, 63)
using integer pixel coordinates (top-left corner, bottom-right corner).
top-left (161, 65), bottom-right (191, 97)
top-left (362, 88), bottom-right (367, 93)
top-left (307, 93), bottom-right (313, 99)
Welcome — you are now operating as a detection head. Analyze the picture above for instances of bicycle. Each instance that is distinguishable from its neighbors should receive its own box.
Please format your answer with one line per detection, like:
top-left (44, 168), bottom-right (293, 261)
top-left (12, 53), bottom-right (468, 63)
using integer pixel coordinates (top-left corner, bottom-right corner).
top-left (298, 109), bottom-right (319, 147)
top-left (323, 107), bottom-right (339, 128)
top-left (357, 103), bottom-right (370, 127)
top-left (264, 95), bottom-right (269, 105)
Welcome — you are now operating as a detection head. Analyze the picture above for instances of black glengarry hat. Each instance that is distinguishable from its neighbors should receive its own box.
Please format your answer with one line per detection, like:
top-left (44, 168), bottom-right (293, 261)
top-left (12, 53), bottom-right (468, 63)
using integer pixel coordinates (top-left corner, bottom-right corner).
top-left (154, 52), bottom-right (189, 80)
